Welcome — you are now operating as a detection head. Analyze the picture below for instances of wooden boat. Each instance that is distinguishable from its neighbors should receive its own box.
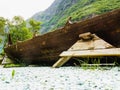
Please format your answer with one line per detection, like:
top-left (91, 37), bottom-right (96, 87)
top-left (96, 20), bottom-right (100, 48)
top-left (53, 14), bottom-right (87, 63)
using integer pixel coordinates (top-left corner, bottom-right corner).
top-left (4, 9), bottom-right (120, 65)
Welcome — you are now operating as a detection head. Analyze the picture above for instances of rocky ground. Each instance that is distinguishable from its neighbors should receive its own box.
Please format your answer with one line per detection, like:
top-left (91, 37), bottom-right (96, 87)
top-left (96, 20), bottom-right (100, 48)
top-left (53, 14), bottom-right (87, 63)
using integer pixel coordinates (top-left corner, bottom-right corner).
top-left (0, 66), bottom-right (120, 90)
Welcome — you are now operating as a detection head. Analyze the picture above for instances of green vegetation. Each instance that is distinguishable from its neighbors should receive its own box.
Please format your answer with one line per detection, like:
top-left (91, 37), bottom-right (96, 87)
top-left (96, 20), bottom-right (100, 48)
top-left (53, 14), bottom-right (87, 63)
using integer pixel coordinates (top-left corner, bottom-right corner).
top-left (0, 38), bottom-right (2, 43)
top-left (0, 16), bottom-right (41, 53)
top-left (53, 0), bottom-right (120, 30)
top-left (33, 0), bottom-right (120, 33)
top-left (11, 69), bottom-right (15, 79)
top-left (0, 17), bottom-right (7, 54)
top-left (4, 63), bottom-right (27, 68)
top-left (29, 19), bottom-right (41, 37)
top-left (73, 57), bottom-right (119, 69)
top-left (8, 16), bottom-right (33, 44)
top-left (0, 17), bottom-right (6, 35)
top-left (0, 54), bottom-right (2, 58)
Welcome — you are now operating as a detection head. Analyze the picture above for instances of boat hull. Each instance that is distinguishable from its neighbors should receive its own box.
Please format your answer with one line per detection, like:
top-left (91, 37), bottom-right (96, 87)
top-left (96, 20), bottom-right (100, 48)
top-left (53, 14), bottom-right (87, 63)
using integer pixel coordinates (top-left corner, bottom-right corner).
top-left (4, 9), bottom-right (120, 65)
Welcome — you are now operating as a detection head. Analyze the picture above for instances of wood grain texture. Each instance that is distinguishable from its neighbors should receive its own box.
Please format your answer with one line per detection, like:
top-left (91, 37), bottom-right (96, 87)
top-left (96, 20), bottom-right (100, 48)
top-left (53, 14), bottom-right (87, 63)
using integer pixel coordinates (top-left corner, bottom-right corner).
top-left (4, 9), bottom-right (120, 65)
top-left (60, 48), bottom-right (120, 57)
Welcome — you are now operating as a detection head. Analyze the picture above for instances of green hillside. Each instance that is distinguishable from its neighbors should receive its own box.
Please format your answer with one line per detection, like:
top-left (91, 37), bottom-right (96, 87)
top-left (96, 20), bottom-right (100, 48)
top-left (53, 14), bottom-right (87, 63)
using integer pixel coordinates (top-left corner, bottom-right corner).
top-left (31, 0), bottom-right (120, 34)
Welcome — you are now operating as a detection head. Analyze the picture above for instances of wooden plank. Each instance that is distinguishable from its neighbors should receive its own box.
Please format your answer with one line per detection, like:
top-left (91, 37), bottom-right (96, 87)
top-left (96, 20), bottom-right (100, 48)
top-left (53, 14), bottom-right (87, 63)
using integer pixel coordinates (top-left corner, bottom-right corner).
top-left (52, 33), bottom-right (117, 68)
top-left (69, 34), bottom-right (114, 51)
top-left (60, 48), bottom-right (120, 57)
top-left (52, 57), bottom-right (71, 68)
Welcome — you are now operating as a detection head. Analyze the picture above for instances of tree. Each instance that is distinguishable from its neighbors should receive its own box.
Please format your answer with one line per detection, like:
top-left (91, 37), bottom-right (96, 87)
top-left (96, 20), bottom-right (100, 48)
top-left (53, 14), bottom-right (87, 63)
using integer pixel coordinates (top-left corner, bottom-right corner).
top-left (29, 19), bottom-right (41, 37)
top-left (8, 16), bottom-right (32, 44)
top-left (0, 17), bottom-right (6, 45)
top-left (0, 38), bottom-right (2, 43)
top-left (0, 17), bottom-right (7, 54)
top-left (0, 17), bottom-right (6, 35)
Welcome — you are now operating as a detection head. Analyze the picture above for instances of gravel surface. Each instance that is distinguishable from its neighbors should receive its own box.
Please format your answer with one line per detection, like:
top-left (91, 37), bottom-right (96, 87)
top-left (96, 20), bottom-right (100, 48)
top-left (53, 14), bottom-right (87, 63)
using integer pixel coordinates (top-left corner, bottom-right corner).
top-left (0, 66), bottom-right (120, 90)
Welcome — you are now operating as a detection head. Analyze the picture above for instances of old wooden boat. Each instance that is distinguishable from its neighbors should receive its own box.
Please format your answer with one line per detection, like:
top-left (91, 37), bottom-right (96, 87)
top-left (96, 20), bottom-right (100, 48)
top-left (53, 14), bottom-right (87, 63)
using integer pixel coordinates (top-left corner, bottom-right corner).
top-left (4, 9), bottom-right (120, 65)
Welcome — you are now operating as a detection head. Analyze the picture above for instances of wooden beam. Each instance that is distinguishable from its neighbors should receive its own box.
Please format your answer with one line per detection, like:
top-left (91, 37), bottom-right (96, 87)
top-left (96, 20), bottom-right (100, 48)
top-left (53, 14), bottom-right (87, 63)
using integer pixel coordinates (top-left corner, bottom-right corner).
top-left (68, 34), bottom-right (114, 51)
top-left (60, 48), bottom-right (120, 57)
top-left (52, 57), bottom-right (71, 68)
top-left (52, 33), bottom-right (118, 68)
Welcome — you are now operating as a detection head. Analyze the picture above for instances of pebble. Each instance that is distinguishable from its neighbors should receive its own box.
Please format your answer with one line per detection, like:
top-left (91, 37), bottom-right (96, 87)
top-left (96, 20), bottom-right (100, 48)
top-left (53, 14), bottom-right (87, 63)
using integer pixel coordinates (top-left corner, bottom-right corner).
top-left (0, 66), bottom-right (120, 90)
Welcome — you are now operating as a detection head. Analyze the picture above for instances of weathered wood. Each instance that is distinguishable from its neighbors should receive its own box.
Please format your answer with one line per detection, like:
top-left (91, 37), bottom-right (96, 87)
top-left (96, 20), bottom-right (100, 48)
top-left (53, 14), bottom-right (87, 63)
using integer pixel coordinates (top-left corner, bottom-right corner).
top-left (53, 33), bottom-right (116, 68)
top-left (52, 57), bottom-right (71, 68)
top-left (69, 34), bottom-right (114, 51)
top-left (0, 55), bottom-right (5, 65)
top-left (4, 9), bottom-right (120, 65)
top-left (79, 32), bottom-right (94, 40)
top-left (60, 48), bottom-right (120, 57)
top-left (1, 54), bottom-right (13, 65)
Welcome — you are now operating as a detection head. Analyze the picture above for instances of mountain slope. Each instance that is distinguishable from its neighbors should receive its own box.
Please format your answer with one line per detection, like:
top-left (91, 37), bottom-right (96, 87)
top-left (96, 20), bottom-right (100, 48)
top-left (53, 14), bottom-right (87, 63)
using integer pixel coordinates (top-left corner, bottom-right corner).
top-left (32, 0), bottom-right (79, 33)
top-left (31, 0), bottom-right (120, 34)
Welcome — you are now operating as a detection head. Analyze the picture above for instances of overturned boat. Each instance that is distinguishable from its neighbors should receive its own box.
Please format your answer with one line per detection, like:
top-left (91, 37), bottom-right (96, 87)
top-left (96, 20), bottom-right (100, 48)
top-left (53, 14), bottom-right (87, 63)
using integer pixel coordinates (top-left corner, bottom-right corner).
top-left (4, 9), bottom-right (120, 65)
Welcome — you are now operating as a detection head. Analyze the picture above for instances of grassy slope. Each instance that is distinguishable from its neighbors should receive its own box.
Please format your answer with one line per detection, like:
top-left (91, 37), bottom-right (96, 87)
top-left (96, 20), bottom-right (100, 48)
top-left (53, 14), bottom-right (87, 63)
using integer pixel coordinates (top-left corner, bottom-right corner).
top-left (48, 0), bottom-right (120, 32)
